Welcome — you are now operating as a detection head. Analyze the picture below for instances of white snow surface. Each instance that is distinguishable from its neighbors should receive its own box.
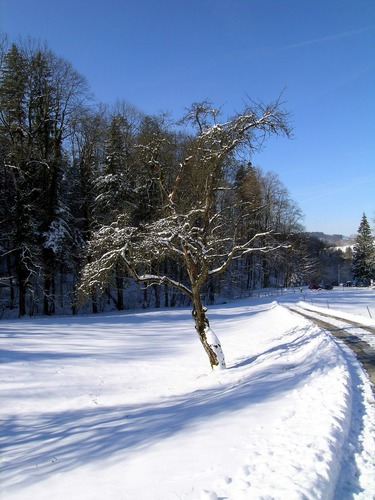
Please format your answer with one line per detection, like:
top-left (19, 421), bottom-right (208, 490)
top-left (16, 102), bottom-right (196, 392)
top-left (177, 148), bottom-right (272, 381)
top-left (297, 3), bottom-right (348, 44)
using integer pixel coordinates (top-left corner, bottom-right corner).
top-left (1, 288), bottom-right (375, 499)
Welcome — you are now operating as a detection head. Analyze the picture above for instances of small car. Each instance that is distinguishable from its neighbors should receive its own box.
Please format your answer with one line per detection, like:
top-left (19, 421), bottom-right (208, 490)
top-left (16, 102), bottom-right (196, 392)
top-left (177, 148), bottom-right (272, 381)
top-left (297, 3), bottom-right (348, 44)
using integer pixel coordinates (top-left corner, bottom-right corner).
top-left (308, 284), bottom-right (322, 290)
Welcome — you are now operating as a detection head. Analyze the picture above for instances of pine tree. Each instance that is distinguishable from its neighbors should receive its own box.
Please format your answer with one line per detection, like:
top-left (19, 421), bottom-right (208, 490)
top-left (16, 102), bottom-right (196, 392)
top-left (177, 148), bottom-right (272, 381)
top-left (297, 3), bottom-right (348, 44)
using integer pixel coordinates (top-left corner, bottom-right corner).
top-left (352, 213), bottom-right (375, 285)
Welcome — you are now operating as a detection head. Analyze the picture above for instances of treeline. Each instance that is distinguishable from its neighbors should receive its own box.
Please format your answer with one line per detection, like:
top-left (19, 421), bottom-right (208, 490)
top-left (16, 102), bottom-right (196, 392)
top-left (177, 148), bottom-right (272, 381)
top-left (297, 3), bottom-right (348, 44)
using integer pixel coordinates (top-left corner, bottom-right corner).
top-left (0, 37), bottom-right (348, 317)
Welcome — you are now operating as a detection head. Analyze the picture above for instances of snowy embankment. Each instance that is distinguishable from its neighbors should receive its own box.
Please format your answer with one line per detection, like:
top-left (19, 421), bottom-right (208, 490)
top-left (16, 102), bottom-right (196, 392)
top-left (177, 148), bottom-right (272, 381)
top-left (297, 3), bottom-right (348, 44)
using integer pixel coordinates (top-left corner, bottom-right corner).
top-left (1, 292), bottom-right (375, 499)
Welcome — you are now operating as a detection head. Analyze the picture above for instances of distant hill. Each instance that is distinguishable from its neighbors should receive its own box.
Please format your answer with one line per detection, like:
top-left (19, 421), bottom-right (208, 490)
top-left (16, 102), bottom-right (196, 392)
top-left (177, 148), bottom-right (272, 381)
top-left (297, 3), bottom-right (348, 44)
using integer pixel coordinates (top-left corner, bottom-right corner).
top-left (305, 232), bottom-right (355, 246)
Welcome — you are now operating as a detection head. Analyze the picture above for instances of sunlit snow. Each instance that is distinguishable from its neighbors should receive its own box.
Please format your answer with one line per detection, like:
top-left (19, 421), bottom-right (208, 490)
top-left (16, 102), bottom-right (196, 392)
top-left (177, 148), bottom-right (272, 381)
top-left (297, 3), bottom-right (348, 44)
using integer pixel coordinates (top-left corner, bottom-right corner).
top-left (1, 288), bottom-right (374, 499)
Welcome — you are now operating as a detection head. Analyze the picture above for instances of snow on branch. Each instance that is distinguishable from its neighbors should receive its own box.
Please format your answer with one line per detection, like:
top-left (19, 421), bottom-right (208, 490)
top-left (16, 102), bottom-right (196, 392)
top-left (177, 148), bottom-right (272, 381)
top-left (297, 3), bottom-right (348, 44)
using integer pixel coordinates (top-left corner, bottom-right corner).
top-left (187, 96), bottom-right (291, 162)
top-left (208, 231), bottom-right (290, 277)
top-left (126, 271), bottom-right (192, 298)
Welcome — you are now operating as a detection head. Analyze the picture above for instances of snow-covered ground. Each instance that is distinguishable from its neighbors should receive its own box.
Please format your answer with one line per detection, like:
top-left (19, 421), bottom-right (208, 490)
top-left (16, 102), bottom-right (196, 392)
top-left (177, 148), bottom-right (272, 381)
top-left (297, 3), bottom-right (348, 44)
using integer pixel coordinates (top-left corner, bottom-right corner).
top-left (1, 288), bottom-right (374, 499)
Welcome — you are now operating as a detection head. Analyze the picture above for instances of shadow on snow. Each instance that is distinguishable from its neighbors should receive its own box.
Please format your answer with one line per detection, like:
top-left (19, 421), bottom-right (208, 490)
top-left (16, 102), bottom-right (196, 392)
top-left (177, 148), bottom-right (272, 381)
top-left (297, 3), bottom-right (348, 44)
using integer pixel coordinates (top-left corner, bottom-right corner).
top-left (2, 328), bottom-right (339, 490)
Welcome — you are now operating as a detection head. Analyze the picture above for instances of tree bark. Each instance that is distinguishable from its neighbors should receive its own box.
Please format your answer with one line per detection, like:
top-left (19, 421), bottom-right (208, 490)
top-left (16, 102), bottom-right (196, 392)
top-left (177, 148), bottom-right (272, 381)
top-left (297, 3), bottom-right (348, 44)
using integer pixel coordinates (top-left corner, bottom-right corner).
top-left (17, 256), bottom-right (27, 317)
top-left (191, 287), bottom-right (226, 369)
top-left (115, 268), bottom-right (124, 310)
top-left (43, 248), bottom-right (56, 315)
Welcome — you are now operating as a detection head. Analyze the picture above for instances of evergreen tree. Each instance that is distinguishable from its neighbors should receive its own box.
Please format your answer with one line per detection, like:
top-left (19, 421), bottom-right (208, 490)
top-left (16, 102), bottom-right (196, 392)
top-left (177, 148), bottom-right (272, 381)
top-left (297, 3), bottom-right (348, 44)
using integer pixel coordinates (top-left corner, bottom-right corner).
top-left (0, 37), bottom-right (90, 315)
top-left (352, 213), bottom-right (375, 284)
top-left (0, 42), bottom-right (37, 315)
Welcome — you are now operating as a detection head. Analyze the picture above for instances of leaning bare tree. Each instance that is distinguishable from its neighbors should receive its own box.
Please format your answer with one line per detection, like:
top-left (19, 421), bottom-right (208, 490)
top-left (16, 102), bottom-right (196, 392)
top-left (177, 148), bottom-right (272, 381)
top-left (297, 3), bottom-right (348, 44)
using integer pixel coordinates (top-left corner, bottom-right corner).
top-left (79, 97), bottom-right (292, 369)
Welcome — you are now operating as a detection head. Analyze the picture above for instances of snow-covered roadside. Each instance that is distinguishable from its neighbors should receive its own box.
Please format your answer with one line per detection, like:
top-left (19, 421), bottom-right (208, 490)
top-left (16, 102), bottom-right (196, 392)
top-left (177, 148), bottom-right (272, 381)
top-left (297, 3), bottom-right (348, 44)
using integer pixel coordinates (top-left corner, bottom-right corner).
top-left (287, 287), bottom-right (375, 327)
top-left (278, 286), bottom-right (375, 348)
top-left (1, 296), bottom-right (374, 499)
top-left (287, 300), bottom-right (375, 349)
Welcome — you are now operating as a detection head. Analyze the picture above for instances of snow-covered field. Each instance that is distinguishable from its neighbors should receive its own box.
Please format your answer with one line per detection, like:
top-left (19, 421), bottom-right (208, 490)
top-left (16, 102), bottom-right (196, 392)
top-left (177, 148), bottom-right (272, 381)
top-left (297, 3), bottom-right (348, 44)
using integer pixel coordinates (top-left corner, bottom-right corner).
top-left (1, 288), bottom-right (375, 499)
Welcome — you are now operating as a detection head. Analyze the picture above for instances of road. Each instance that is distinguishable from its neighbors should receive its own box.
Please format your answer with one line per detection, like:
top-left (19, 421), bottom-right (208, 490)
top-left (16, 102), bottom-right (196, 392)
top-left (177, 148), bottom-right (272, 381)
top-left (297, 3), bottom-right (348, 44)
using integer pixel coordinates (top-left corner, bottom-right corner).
top-left (287, 304), bottom-right (375, 394)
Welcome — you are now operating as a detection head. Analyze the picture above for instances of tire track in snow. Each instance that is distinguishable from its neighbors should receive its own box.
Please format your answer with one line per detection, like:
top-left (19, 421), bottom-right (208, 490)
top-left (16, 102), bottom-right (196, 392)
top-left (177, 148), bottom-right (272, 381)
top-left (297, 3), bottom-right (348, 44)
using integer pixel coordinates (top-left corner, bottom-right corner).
top-left (286, 305), bottom-right (375, 392)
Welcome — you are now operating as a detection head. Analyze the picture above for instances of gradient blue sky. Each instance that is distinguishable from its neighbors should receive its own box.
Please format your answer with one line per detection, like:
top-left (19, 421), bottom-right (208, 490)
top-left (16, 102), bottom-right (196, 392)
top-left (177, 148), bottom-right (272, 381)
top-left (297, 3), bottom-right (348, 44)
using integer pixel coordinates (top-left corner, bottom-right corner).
top-left (2, 0), bottom-right (374, 236)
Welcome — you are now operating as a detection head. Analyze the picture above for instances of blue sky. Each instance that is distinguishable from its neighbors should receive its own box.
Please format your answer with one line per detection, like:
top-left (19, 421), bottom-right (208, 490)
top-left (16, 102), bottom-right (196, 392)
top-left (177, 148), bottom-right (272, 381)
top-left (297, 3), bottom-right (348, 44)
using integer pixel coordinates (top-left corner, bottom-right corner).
top-left (2, 0), bottom-right (375, 236)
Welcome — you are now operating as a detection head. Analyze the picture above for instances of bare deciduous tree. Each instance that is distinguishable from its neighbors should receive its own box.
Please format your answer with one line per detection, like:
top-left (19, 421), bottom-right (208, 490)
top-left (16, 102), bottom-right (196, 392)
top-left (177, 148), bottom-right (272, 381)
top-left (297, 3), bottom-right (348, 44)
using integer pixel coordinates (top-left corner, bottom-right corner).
top-left (79, 97), bottom-right (292, 368)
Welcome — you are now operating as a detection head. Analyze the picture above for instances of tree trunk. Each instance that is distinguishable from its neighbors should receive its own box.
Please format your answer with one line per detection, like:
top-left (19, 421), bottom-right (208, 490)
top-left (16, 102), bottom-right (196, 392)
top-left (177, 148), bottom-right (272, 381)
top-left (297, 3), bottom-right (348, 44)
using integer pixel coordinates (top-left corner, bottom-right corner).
top-left (91, 291), bottom-right (98, 314)
top-left (6, 254), bottom-right (15, 310)
top-left (17, 261), bottom-right (27, 317)
top-left (154, 284), bottom-right (160, 308)
top-left (14, 246), bottom-right (29, 317)
top-left (164, 284), bottom-right (169, 307)
top-left (191, 288), bottom-right (226, 369)
top-left (115, 270), bottom-right (124, 310)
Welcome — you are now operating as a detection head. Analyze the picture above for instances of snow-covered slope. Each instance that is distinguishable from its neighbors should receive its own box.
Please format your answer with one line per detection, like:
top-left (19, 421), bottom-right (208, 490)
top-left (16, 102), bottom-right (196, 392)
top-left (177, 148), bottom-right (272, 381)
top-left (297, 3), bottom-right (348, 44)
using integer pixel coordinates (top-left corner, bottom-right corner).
top-left (1, 291), bottom-right (374, 499)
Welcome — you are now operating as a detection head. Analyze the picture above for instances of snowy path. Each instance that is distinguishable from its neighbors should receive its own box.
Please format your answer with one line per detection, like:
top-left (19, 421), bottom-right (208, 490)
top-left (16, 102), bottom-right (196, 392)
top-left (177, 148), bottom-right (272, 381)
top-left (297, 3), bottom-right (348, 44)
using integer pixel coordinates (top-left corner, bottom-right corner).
top-left (285, 303), bottom-right (375, 387)
top-left (1, 294), bottom-right (375, 499)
